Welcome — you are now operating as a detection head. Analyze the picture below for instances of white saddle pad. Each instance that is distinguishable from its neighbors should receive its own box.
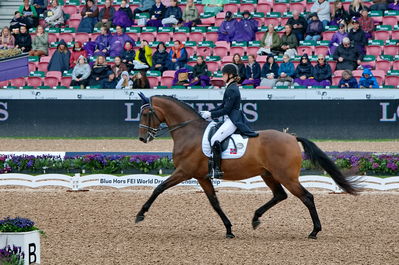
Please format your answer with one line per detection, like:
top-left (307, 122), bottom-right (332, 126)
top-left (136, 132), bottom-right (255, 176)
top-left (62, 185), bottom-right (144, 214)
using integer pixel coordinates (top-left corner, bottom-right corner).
top-left (202, 122), bottom-right (249, 159)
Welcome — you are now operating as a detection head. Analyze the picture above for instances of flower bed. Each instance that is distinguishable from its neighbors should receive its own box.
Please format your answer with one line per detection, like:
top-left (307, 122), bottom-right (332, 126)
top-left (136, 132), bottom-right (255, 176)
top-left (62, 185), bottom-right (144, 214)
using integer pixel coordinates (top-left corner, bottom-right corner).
top-left (0, 245), bottom-right (24, 265)
top-left (0, 152), bottom-right (399, 176)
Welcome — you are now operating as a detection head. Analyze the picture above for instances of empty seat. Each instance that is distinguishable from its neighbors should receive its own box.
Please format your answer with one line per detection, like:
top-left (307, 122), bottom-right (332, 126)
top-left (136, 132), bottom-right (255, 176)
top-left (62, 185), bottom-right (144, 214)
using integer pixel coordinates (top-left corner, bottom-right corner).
top-left (43, 77), bottom-right (59, 87)
top-left (148, 76), bottom-right (160, 88)
top-left (385, 75), bottom-right (399, 86)
top-left (74, 33), bottom-right (90, 44)
top-left (375, 60), bottom-right (392, 72)
top-left (60, 76), bottom-right (72, 87)
top-left (26, 77), bottom-right (42, 87)
top-left (47, 71), bottom-right (62, 81)
top-left (0, 80), bottom-right (9, 87)
top-left (10, 77), bottom-right (26, 87)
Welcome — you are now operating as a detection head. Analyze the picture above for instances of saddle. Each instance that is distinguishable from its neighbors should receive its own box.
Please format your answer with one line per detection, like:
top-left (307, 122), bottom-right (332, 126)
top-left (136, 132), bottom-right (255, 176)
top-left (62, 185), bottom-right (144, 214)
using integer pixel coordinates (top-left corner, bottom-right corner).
top-left (207, 122), bottom-right (247, 152)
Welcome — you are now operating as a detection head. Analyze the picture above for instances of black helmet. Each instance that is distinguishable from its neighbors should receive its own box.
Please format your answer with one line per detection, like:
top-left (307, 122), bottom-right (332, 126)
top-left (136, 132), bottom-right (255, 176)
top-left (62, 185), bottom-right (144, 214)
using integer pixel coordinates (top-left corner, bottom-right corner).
top-left (222, 64), bottom-right (238, 76)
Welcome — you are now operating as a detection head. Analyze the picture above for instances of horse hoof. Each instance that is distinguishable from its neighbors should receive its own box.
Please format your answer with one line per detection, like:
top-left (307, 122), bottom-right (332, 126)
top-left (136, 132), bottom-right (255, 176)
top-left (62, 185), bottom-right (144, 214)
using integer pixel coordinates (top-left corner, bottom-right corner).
top-left (308, 234), bottom-right (317, 240)
top-left (135, 215), bottom-right (145, 224)
top-left (226, 233), bottom-right (235, 239)
top-left (252, 220), bottom-right (261, 230)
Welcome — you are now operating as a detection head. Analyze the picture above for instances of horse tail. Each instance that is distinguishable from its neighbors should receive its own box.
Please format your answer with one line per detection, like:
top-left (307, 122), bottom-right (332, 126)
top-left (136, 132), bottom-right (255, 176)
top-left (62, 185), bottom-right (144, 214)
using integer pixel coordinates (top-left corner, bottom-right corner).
top-left (296, 137), bottom-right (360, 195)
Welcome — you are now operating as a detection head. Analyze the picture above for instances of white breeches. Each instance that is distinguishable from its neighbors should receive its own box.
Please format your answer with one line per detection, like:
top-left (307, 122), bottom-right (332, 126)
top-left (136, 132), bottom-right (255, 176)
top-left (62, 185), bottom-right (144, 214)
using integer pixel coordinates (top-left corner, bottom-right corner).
top-left (210, 118), bottom-right (237, 146)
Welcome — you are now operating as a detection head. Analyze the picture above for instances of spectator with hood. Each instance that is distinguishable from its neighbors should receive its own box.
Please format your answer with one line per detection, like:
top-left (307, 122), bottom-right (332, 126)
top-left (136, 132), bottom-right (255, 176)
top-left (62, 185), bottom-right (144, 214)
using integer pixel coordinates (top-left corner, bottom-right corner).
top-left (260, 55), bottom-right (279, 87)
top-left (116, 70), bottom-right (133, 89)
top-left (109, 25), bottom-right (135, 57)
top-left (44, 0), bottom-right (64, 28)
top-left (95, 0), bottom-right (115, 29)
top-left (234, 10), bottom-right (258, 42)
top-left (312, 54), bottom-right (332, 86)
top-left (48, 39), bottom-right (70, 72)
top-left (134, 40), bottom-right (153, 69)
top-left (189, 56), bottom-right (210, 87)
top-left (121, 40), bottom-right (136, 71)
top-left (151, 42), bottom-right (168, 73)
top-left (70, 41), bottom-right (87, 69)
top-left (77, 0), bottom-right (99, 33)
top-left (258, 24), bottom-right (281, 55)
top-left (167, 40), bottom-right (188, 70)
top-left (232, 53), bottom-right (246, 84)
top-left (348, 18), bottom-right (367, 54)
top-left (147, 0), bottom-right (166, 27)
top-left (329, 23), bottom-right (348, 55)
top-left (162, 0), bottom-right (183, 27)
top-left (217, 11), bottom-right (237, 42)
top-left (242, 54), bottom-right (261, 87)
top-left (102, 71), bottom-right (118, 88)
top-left (15, 25), bottom-right (32, 52)
top-left (93, 26), bottom-right (112, 56)
top-left (89, 55), bottom-right (110, 86)
top-left (333, 37), bottom-right (363, 70)
top-left (70, 55), bottom-right (91, 88)
top-left (29, 25), bottom-right (48, 56)
top-left (287, 10), bottom-right (307, 41)
top-left (113, 0), bottom-right (134, 28)
top-left (305, 13), bottom-right (324, 41)
top-left (338, 69), bottom-right (359, 88)
top-left (293, 53), bottom-right (314, 86)
top-left (310, 0), bottom-right (331, 28)
top-left (19, 0), bottom-right (38, 28)
top-left (359, 68), bottom-right (379, 88)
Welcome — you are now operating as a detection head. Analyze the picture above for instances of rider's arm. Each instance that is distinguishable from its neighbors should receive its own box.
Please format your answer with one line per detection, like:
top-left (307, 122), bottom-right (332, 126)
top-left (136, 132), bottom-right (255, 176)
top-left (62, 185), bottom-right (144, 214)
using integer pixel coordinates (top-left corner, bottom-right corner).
top-left (210, 89), bottom-right (236, 118)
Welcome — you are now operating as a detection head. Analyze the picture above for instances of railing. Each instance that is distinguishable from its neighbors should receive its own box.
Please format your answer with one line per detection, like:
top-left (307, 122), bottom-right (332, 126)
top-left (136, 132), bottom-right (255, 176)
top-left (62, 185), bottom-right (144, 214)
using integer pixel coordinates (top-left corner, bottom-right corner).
top-left (1, 174), bottom-right (399, 192)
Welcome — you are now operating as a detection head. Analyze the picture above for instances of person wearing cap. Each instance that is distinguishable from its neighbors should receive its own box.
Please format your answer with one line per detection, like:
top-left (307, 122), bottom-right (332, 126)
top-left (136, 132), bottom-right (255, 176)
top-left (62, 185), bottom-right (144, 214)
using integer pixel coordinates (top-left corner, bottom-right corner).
top-left (200, 64), bottom-right (258, 179)
top-left (333, 37), bottom-right (363, 70)
top-left (287, 10), bottom-right (307, 41)
top-left (310, 0), bottom-right (330, 28)
top-left (348, 18), bottom-right (367, 54)
top-left (358, 9), bottom-right (374, 40)
top-left (329, 23), bottom-right (348, 55)
top-left (234, 10), bottom-right (259, 42)
top-left (305, 13), bottom-right (323, 41)
top-left (293, 53), bottom-right (314, 86)
top-left (217, 11), bottom-right (238, 42)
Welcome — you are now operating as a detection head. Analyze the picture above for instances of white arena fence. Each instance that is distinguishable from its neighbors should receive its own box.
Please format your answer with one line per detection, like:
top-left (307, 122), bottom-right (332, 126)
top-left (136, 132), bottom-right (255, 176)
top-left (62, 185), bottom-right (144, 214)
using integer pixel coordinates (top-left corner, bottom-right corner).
top-left (0, 174), bottom-right (399, 192)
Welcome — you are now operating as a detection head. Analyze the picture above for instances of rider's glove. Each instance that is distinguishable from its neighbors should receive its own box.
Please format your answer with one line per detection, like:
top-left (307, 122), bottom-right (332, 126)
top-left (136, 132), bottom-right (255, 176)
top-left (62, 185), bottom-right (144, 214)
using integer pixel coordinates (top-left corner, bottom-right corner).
top-left (200, 111), bottom-right (211, 119)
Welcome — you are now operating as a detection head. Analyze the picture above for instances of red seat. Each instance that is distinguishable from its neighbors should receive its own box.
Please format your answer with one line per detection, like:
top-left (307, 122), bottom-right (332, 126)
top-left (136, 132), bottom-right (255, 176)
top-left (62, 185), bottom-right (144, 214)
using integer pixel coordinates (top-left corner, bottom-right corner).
top-left (256, 86), bottom-right (272, 89)
top-left (223, 4), bottom-right (239, 13)
top-left (0, 80), bottom-right (9, 87)
top-left (391, 30), bottom-right (399, 39)
top-left (46, 71), bottom-right (62, 81)
top-left (384, 45), bottom-right (399, 56)
top-left (272, 4), bottom-right (287, 13)
top-left (385, 75), bottom-right (399, 86)
top-left (332, 76), bottom-right (342, 86)
top-left (60, 33), bottom-right (74, 43)
top-left (215, 17), bottom-right (224, 27)
top-left (148, 76), bottom-right (159, 88)
top-left (156, 32), bottom-right (171, 43)
top-left (322, 31), bottom-right (335, 41)
top-left (196, 4), bottom-right (204, 14)
top-left (352, 70), bottom-right (363, 80)
top-left (160, 76), bottom-right (174, 87)
top-left (48, 33), bottom-right (58, 43)
top-left (240, 4), bottom-right (256, 13)
top-left (328, 61), bottom-right (337, 71)
top-left (63, 5), bottom-right (78, 15)
top-left (373, 70), bottom-right (385, 85)
top-left (29, 62), bottom-right (37, 72)
top-left (221, 56), bottom-right (233, 63)
top-left (297, 46), bottom-right (314, 56)
top-left (256, 3), bottom-right (272, 13)
top-left (382, 16), bottom-right (398, 27)
top-left (173, 32), bottom-right (188, 42)
top-left (205, 32), bottom-right (218, 42)
top-left (257, 56), bottom-right (267, 64)
top-left (10, 77), bottom-right (26, 87)
top-left (256, 31), bottom-right (265, 41)
top-left (74, 33), bottom-right (90, 44)
top-left (163, 70), bottom-right (175, 77)
top-left (373, 31), bottom-right (391, 40)
top-left (139, 32), bottom-right (155, 42)
top-left (289, 2), bottom-right (306, 13)
top-left (69, 13), bottom-right (81, 20)
top-left (26, 77), bottom-right (42, 87)
top-left (206, 61), bottom-right (220, 72)
top-left (264, 17), bottom-right (280, 27)
top-left (189, 32), bottom-right (204, 42)
top-left (375, 60), bottom-right (392, 72)
top-left (43, 77), bottom-right (59, 87)
top-left (40, 56), bottom-right (51, 63)
top-left (67, 19), bottom-right (81, 29)
top-left (213, 46), bottom-right (228, 57)
top-left (393, 60), bottom-right (399, 70)
top-left (230, 46), bottom-right (246, 56)
top-left (185, 46), bottom-right (196, 57)
top-left (365, 45), bottom-right (383, 56)
top-left (48, 47), bottom-right (56, 57)
top-left (37, 62), bottom-right (49, 72)
top-left (246, 46), bottom-right (259, 56)
top-left (60, 76), bottom-right (72, 87)
top-left (196, 46), bottom-right (213, 57)
top-left (211, 77), bottom-right (224, 88)
top-left (314, 46), bottom-right (329, 56)
top-left (199, 17), bottom-right (215, 26)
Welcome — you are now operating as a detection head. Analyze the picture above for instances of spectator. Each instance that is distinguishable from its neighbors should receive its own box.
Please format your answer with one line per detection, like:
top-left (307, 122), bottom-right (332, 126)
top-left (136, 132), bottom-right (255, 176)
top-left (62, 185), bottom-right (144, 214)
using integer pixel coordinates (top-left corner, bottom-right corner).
top-left (310, 0), bottom-right (330, 28)
top-left (233, 53), bottom-right (246, 84)
top-left (0, 27), bottom-right (15, 49)
top-left (358, 9), bottom-right (374, 40)
top-left (133, 0), bottom-right (155, 19)
top-left (29, 25), bottom-right (48, 56)
top-left (147, 0), bottom-right (166, 27)
top-left (132, 71), bottom-right (150, 88)
top-left (276, 54), bottom-right (295, 86)
top-left (111, 56), bottom-right (128, 80)
top-left (182, 0), bottom-right (201, 27)
top-left (359, 68), bottom-right (379, 88)
top-left (330, 0), bottom-right (349, 26)
top-left (93, 26), bottom-right (111, 56)
top-left (77, 0), bottom-right (99, 33)
top-left (113, 0), bottom-right (134, 28)
top-left (329, 23), bottom-right (348, 55)
top-left (258, 24), bottom-right (281, 55)
top-left (312, 54), bottom-right (332, 86)
top-left (338, 69), bottom-right (359, 88)
top-left (44, 0), bottom-right (64, 28)
top-left (348, 18), bottom-right (366, 54)
top-left (109, 25), bottom-right (135, 57)
top-left (134, 40), bottom-right (152, 69)
top-left (121, 40), bottom-right (136, 71)
top-left (234, 10), bottom-right (258, 42)
top-left (19, 0), bottom-right (38, 28)
top-left (102, 71), bottom-right (118, 88)
top-left (305, 13), bottom-right (323, 41)
top-left (47, 39), bottom-right (71, 72)
top-left (349, 0), bottom-right (368, 18)
top-left (167, 40), bottom-right (188, 70)
top-left (151, 42), bottom-right (168, 73)
top-left (217, 11), bottom-right (237, 42)
top-left (95, 0), bottom-right (115, 29)
top-left (89, 55), bottom-right (110, 86)
top-left (333, 37), bottom-right (363, 70)
top-left (287, 10), bottom-right (307, 41)
top-left (162, 0), bottom-right (183, 27)
top-left (260, 55), bottom-right (279, 87)
top-left (70, 55), bottom-right (91, 88)
top-left (69, 41), bottom-right (87, 69)
top-left (293, 54), bottom-right (314, 86)
top-left (369, 0), bottom-right (388, 11)
top-left (173, 68), bottom-right (191, 86)
top-left (10, 12), bottom-right (26, 31)
top-left (189, 56), bottom-right (210, 87)
top-left (280, 24), bottom-right (298, 58)
top-left (116, 71), bottom-right (133, 89)
top-left (242, 54), bottom-right (261, 87)
top-left (32, 0), bottom-right (48, 16)
top-left (388, 0), bottom-right (399, 10)
top-left (15, 25), bottom-right (31, 52)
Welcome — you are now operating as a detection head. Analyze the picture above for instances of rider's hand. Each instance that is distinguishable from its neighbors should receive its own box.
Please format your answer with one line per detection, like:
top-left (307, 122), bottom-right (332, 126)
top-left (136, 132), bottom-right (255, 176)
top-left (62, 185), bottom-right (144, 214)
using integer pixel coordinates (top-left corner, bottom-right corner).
top-left (200, 111), bottom-right (211, 119)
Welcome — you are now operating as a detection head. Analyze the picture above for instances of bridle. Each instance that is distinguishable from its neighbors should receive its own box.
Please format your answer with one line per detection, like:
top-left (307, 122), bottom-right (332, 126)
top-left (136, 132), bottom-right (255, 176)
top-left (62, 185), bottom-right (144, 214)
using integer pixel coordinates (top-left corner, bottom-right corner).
top-left (139, 103), bottom-right (199, 139)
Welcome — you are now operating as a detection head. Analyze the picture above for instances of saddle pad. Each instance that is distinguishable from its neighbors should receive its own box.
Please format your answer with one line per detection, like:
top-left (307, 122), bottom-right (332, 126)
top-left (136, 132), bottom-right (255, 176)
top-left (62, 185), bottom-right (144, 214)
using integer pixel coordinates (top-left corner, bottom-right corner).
top-left (202, 122), bottom-right (249, 159)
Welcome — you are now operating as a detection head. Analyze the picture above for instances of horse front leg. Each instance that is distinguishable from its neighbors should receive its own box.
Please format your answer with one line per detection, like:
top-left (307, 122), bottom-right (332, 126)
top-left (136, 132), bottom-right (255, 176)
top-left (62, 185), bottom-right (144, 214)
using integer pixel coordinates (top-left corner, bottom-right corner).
top-left (135, 169), bottom-right (187, 223)
top-left (197, 178), bottom-right (235, 238)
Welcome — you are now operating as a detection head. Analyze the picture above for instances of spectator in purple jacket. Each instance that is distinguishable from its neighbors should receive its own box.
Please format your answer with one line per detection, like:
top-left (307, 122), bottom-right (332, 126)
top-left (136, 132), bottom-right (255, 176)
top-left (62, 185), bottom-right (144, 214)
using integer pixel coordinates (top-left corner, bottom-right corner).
top-left (329, 23), bottom-right (348, 55)
top-left (94, 26), bottom-right (112, 56)
top-left (109, 25), bottom-right (135, 57)
top-left (217, 11), bottom-right (238, 42)
top-left (233, 10), bottom-right (258, 42)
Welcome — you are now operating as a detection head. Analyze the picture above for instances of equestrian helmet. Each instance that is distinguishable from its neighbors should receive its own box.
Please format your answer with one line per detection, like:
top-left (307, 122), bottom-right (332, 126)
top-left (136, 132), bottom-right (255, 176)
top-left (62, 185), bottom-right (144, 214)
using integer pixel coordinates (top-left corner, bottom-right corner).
top-left (222, 64), bottom-right (238, 76)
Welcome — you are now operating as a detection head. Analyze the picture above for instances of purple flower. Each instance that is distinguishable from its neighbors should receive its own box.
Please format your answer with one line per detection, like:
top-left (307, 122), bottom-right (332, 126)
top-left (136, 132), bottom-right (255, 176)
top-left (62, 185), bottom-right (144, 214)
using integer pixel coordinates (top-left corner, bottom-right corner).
top-left (372, 163), bottom-right (380, 169)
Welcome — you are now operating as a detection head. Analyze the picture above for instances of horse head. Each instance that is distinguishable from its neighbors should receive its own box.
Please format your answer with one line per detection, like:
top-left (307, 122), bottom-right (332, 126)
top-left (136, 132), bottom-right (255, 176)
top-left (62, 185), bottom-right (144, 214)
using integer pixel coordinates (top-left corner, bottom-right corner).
top-left (138, 93), bottom-right (162, 143)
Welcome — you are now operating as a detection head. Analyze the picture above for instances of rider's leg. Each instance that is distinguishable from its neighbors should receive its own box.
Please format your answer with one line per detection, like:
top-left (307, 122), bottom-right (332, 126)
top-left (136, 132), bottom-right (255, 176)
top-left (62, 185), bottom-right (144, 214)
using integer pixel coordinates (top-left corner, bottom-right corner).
top-left (207, 119), bottom-right (237, 179)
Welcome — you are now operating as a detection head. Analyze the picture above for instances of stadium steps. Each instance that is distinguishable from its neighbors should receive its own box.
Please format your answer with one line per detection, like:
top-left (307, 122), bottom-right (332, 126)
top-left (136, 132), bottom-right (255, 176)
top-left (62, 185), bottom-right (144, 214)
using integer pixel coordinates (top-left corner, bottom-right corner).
top-left (0, 1), bottom-right (22, 28)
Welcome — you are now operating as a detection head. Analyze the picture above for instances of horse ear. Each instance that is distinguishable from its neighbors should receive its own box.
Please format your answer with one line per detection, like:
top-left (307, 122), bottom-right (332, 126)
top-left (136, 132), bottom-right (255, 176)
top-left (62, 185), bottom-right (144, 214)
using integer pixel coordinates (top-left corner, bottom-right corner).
top-left (138, 92), bottom-right (150, 104)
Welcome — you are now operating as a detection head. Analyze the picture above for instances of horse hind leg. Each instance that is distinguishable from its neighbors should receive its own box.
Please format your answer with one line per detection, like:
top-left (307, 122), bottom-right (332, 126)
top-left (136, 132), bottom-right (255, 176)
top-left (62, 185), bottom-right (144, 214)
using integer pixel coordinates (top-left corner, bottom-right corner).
top-left (252, 173), bottom-right (288, 230)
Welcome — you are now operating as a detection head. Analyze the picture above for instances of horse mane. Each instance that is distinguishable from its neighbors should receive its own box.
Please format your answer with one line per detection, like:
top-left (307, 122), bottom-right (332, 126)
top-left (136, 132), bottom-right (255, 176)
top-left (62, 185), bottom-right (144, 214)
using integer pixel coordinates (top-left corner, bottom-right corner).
top-left (152, 95), bottom-right (202, 119)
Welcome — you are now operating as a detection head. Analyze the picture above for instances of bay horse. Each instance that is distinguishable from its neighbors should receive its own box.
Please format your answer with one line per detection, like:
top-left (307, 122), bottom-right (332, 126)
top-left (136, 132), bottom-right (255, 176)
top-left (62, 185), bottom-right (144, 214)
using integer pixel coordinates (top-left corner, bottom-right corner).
top-left (135, 94), bottom-right (359, 239)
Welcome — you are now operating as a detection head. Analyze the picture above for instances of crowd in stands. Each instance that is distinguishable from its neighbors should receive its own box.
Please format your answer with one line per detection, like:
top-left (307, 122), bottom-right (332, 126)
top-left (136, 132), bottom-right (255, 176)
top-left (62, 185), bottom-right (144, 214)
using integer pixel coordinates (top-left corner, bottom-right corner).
top-left (0, 0), bottom-right (399, 89)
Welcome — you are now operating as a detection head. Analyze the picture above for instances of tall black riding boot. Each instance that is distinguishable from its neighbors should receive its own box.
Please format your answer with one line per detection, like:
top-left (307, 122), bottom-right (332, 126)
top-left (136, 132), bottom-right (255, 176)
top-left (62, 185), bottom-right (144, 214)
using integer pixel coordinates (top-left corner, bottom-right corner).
top-left (209, 141), bottom-right (224, 179)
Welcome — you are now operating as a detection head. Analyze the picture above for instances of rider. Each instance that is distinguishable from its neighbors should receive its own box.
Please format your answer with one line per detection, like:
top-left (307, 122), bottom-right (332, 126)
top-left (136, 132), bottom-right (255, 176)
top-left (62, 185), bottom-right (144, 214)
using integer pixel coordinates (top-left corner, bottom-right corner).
top-left (200, 64), bottom-right (259, 179)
